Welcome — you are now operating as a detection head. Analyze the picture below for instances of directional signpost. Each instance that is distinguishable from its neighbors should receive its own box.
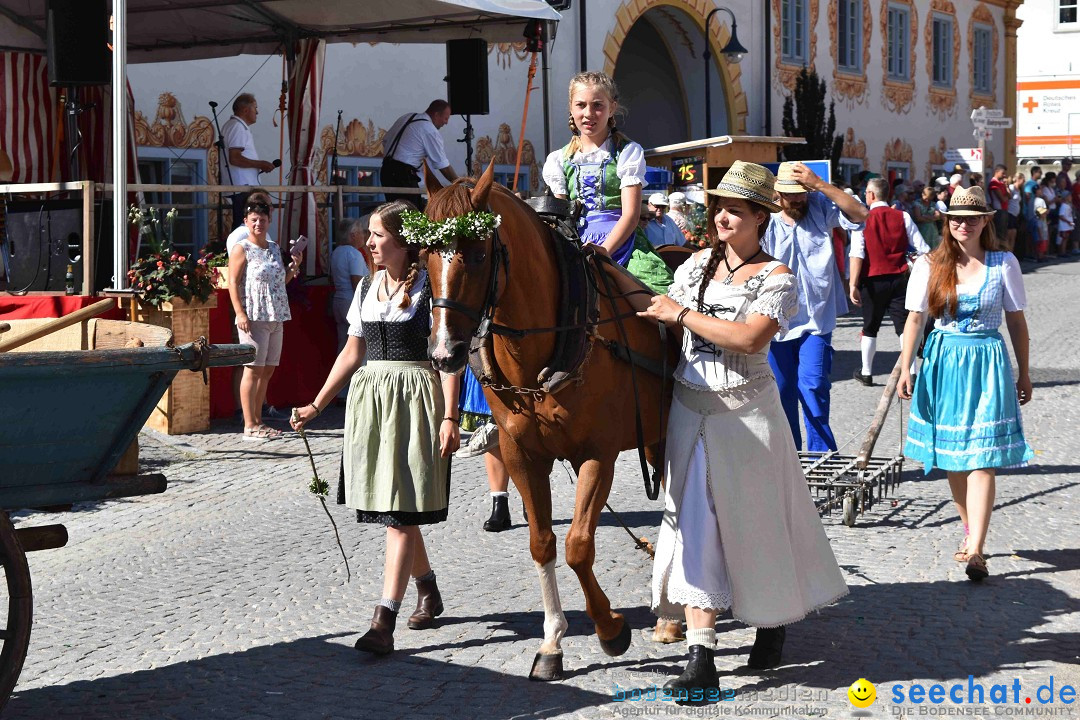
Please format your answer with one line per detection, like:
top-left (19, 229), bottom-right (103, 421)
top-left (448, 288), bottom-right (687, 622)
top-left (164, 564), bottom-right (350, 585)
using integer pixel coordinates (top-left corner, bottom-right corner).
top-left (969, 106), bottom-right (1014, 172)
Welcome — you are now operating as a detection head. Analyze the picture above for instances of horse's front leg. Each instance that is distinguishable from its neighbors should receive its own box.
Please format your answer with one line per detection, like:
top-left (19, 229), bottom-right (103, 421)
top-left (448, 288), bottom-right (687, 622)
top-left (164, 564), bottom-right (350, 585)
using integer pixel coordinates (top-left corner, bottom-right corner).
top-left (565, 456), bottom-right (632, 657)
top-left (503, 441), bottom-right (566, 681)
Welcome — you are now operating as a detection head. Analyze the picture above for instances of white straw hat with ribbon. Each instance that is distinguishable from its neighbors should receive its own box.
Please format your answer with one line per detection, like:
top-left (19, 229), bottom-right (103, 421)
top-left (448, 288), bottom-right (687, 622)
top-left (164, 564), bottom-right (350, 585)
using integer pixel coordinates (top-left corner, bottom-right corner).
top-left (706, 161), bottom-right (782, 213)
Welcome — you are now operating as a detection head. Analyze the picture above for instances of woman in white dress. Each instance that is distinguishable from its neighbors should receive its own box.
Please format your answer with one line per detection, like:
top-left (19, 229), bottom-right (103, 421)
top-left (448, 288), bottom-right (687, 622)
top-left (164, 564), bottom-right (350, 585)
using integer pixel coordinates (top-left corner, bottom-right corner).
top-left (639, 162), bottom-right (848, 693)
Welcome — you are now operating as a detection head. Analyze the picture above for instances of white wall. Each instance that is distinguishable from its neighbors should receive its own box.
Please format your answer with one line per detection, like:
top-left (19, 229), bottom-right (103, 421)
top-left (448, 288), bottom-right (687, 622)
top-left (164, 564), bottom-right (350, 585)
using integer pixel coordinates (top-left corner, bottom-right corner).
top-left (1017, 0), bottom-right (1080, 77)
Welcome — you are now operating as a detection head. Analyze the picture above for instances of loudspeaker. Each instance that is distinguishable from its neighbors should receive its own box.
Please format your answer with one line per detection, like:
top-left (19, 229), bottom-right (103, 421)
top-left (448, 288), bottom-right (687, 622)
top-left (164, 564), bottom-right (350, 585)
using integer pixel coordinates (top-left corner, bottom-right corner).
top-left (446, 39), bottom-right (489, 116)
top-left (47, 0), bottom-right (110, 87)
top-left (3, 201), bottom-right (84, 293)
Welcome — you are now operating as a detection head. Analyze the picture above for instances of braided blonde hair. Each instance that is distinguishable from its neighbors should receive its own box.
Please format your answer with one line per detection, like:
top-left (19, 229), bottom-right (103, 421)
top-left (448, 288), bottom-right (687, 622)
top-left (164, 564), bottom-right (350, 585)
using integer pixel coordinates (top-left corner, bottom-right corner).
top-left (565, 71), bottom-right (628, 156)
top-left (372, 200), bottom-right (423, 309)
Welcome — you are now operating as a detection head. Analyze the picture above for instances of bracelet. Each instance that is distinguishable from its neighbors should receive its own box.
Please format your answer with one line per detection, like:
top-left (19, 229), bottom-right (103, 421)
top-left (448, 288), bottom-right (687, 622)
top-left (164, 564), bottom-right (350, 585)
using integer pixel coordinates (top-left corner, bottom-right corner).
top-left (677, 308), bottom-right (691, 326)
top-left (442, 416), bottom-right (459, 424)
top-left (309, 402), bottom-right (321, 416)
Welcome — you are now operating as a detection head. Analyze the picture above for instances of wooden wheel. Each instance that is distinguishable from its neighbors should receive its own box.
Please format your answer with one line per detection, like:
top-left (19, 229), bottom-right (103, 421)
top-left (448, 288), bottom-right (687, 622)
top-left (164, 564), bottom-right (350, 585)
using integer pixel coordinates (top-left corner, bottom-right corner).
top-left (0, 511), bottom-right (32, 712)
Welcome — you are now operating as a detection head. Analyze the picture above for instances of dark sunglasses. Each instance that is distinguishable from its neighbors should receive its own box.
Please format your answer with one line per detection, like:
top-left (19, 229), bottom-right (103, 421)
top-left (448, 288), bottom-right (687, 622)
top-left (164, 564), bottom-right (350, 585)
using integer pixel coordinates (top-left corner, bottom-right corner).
top-left (245, 202), bottom-right (271, 215)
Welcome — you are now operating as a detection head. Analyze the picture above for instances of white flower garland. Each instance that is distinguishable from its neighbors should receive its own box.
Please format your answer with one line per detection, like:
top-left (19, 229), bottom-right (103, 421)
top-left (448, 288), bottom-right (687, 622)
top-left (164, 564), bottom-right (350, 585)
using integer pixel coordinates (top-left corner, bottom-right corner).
top-left (399, 210), bottom-right (501, 248)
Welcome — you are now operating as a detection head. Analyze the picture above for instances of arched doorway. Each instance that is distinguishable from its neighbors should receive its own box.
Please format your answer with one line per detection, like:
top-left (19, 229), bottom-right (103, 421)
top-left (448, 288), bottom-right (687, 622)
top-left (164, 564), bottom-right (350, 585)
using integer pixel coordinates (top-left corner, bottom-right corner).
top-left (609, 3), bottom-right (741, 149)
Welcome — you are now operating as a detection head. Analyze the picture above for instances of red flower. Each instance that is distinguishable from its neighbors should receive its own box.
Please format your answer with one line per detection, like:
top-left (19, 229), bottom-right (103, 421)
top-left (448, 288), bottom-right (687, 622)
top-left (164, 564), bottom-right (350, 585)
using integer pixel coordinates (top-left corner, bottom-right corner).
top-left (157, 261), bottom-right (164, 268)
top-left (177, 255), bottom-right (186, 263)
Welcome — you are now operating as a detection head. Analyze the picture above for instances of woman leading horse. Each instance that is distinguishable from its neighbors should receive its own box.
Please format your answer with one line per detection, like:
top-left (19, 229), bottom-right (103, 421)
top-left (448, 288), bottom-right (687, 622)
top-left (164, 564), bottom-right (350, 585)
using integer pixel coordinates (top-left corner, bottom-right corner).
top-left (419, 161), bottom-right (673, 680)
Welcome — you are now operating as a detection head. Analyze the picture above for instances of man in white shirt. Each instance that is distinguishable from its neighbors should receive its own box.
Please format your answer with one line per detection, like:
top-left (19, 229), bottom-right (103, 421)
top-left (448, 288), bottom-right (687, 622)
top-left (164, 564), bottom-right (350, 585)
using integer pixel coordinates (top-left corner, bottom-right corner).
top-left (382, 100), bottom-right (459, 209)
top-left (848, 178), bottom-right (929, 385)
top-left (643, 193), bottom-right (684, 247)
top-left (220, 94), bottom-right (276, 229)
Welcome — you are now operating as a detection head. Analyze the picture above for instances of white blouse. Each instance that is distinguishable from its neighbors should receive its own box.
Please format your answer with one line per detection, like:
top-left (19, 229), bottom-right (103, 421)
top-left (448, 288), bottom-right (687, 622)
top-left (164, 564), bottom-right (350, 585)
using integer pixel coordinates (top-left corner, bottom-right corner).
top-left (905, 254), bottom-right (1026, 313)
top-left (668, 252), bottom-right (798, 392)
top-left (541, 138), bottom-right (647, 196)
top-left (346, 269), bottom-right (429, 337)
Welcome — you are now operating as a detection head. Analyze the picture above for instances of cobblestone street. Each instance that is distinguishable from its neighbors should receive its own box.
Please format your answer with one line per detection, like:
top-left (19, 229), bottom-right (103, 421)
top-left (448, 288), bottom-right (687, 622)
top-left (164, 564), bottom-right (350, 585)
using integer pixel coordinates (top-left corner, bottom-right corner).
top-left (7, 258), bottom-right (1079, 720)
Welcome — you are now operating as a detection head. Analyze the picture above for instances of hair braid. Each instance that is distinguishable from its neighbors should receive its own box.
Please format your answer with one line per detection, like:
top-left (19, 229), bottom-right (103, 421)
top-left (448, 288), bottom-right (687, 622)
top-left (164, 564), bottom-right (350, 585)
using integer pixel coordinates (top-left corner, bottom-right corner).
top-left (398, 260), bottom-right (421, 310)
top-left (696, 244), bottom-right (725, 312)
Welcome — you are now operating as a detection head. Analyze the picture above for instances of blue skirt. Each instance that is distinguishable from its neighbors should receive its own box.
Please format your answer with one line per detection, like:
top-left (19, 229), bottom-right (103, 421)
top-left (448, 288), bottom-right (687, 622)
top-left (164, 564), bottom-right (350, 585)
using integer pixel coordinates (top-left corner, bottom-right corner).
top-left (459, 369), bottom-right (492, 432)
top-left (580, 209), bottom-right (634, 266)
top-left (904, 329), bottom-right (1033, 472)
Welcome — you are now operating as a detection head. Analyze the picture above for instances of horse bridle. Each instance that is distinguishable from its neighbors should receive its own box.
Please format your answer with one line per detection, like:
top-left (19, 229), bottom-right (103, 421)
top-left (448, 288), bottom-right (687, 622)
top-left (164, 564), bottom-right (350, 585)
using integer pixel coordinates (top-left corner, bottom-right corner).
top-left (429, 223), bottom-right (509, 341)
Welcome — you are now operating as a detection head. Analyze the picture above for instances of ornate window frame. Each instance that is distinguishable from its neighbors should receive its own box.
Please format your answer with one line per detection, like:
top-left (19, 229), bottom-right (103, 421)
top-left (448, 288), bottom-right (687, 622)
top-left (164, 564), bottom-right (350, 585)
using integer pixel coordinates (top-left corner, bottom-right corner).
top-left (773, 0), bottom-right (820, 91)
top-left (830, 0), bottom-right (872, 106)
top-left (881, 0), bottom-right (917, 113)
top-left (925, 0), bottom-right (960, 118)
top-left (968, 4), bottom-right (998, 110)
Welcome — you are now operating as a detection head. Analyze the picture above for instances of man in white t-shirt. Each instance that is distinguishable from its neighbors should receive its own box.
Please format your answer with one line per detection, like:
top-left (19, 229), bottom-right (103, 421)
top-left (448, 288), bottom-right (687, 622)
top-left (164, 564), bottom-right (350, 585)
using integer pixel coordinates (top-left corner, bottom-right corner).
top-left (220, 94), bottom-right (276, 228)
top-left (381, 100), bottom-right (459, 209)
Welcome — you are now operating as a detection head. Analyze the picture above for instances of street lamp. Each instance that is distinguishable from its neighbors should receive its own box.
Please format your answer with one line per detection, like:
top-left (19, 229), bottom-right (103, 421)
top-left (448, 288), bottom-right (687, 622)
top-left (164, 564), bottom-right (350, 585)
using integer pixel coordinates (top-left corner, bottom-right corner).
top-left (703, 6), bottom-right (748, 137)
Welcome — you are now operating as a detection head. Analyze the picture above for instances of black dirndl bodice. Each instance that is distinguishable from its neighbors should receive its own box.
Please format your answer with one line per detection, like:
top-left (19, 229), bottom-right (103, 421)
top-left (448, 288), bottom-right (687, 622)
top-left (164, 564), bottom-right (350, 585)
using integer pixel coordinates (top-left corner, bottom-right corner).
top-left (358, 274), bottom-right (432, 362)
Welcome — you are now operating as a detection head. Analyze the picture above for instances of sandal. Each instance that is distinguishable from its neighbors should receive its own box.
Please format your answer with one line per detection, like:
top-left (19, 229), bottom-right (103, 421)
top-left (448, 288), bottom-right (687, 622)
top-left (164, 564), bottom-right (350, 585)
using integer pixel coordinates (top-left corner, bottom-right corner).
top-left (965, 553), bottom-right (989, 582)
top-left (953, 536), bottom-right (971, 563)
top-left (243, 425), bottom-right (280, 441)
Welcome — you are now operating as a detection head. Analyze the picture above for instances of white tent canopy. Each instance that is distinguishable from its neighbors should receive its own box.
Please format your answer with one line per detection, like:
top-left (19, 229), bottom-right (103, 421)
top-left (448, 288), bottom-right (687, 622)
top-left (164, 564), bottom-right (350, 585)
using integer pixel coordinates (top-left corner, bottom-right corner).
top-left (0, 0), bottom-right (561, 60)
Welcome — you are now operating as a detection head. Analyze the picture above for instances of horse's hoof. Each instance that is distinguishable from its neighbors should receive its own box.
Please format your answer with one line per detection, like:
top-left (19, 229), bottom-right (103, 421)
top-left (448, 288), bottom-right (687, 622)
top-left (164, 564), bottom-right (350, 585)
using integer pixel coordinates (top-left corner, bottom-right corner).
top-left (599, 618), bottom-right (632, 657)
top-left (652, 619), bottom-right (685, 644)
top-left (529, 651), bottom-right (564, 681)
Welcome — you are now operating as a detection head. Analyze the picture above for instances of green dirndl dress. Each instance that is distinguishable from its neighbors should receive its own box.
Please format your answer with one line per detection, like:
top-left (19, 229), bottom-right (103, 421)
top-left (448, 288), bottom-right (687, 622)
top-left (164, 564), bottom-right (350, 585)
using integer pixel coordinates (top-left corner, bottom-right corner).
top-left (337, 274), bottom-right (450, 525)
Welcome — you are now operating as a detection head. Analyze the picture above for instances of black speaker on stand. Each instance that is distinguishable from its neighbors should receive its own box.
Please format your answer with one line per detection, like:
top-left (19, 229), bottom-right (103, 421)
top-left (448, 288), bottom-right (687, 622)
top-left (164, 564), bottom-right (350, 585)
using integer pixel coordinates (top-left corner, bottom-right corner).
top-left (46, 0), bottom-right (110, 87)
top-left (446, 39), bottom-right (490, 173)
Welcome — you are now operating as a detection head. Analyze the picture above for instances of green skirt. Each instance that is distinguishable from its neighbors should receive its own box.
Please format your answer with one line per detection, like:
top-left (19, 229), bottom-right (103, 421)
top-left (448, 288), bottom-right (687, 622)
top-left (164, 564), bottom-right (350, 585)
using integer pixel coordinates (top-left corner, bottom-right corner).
top-left (341, 360), bottom-right (450, 525)
top-left (626, 230), bottom-right (675, 294)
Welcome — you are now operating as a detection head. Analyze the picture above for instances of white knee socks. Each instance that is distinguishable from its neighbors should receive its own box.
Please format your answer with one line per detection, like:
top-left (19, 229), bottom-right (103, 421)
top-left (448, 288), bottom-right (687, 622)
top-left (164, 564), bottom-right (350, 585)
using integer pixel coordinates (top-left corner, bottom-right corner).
top-left (861, 335), bottom-right (877, 376)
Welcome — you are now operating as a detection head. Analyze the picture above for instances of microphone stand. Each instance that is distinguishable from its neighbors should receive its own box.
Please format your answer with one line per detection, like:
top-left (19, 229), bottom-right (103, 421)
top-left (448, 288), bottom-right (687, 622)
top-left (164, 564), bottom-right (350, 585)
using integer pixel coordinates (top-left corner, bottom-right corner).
top-left (209, 101), bottom-right (234, 243)
top-left (458, 115), bottom-right (474, 176)
top-left (330, 110), bottom-right (343, 186)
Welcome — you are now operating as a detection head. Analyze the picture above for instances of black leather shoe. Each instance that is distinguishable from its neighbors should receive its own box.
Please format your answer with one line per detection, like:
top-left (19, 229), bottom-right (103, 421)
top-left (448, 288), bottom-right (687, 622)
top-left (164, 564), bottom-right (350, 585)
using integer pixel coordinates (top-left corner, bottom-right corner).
top-left (664, 645), bottom-right (719, 696)
top-left (355, 605), bottom-right (396, 655)
top-left (746, 626), bottom-right (786, 669)
top-left (483, 495), bottom-right (512, 532)
top-left (407, 576), bottom-right (444, 630)
top-left (852, 370), bottom-right (873, 386)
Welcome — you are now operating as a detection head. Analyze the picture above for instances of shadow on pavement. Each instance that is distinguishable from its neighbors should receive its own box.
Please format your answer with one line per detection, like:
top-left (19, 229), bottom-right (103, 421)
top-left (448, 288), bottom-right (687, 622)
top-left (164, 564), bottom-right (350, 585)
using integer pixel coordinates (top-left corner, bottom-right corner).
top-left (7, 575), bottom-right (1075, 718)
top-left (8, 630), bottom-right (613, 720)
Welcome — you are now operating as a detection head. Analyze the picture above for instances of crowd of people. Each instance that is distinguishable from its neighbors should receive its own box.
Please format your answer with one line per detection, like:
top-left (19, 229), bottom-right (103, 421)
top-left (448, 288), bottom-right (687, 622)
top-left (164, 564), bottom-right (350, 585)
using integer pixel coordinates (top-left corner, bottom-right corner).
top-left (211, 70), bottom-right (1046, 697)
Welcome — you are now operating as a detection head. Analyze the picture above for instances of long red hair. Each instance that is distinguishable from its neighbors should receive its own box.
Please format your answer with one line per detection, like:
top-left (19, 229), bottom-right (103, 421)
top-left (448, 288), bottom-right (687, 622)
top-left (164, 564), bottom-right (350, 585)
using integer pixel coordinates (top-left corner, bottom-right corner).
top-left (927, 216), bottom-right (1001, 318)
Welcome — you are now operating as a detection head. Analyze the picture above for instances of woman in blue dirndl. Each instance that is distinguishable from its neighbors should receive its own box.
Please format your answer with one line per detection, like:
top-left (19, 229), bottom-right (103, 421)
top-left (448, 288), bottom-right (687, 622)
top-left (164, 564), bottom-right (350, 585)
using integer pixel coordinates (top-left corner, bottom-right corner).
top-left (898, 186), bottom-right (1033, 583)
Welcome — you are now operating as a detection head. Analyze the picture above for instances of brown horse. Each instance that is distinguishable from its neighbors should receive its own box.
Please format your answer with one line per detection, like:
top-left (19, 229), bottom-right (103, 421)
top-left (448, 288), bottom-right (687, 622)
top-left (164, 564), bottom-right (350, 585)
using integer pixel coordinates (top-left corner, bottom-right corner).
top-left (424, 162), bottom-right (674, 680)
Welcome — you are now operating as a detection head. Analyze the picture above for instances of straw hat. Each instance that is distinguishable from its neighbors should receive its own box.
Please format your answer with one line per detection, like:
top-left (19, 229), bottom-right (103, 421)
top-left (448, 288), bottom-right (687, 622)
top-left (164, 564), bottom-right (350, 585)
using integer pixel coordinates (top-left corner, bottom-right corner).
top-left (944, 186), bottom-right (995, 216)
top-left (706, 161), bottom-right (782, 213)
top-left (774, 161), bottom-right (808, 194)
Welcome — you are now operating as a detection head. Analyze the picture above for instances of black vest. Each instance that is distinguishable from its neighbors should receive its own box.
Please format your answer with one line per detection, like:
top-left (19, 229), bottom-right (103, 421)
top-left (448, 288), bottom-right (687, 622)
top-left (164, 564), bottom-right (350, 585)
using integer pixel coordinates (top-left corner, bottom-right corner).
top-left (359, 274), bottom-right (432, 362)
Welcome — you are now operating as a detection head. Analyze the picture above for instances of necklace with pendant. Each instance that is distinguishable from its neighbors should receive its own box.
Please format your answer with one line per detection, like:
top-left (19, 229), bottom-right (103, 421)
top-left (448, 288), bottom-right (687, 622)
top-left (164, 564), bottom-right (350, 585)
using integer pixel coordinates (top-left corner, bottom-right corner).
top-left (721, 248), bottom-right (764, 284)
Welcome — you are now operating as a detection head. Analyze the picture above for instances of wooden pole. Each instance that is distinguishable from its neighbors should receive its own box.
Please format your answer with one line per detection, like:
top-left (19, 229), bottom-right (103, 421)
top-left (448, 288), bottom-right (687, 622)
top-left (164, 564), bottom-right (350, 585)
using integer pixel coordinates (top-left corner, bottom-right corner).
top-left (82, 180), bottom-right (95, 295)
top-left (513, 51), bottom-right (539, 193)
top-left (856, 357), bottom-right (904, 469)
top-left (0, 299), bottom-right (116, 353)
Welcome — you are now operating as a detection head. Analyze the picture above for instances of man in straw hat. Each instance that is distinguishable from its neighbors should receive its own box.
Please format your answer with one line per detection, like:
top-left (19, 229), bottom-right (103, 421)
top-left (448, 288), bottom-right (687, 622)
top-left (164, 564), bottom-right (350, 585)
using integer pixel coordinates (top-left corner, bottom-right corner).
top-left (848, 177), bottom-right (929, 386)
top-left (762, 161), bottom-right (869, 452)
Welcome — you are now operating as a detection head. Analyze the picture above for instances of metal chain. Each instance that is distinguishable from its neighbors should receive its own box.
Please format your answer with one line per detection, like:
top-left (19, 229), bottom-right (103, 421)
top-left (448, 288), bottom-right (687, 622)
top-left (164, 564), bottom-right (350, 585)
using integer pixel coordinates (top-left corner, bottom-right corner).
top-left (481, 380), bottom-right (546, 402)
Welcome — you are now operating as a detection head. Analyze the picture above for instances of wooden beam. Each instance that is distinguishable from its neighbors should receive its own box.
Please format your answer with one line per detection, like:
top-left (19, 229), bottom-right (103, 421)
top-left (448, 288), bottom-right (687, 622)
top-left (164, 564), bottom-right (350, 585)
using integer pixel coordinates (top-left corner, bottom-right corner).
top-left (15, 524), bottom-right (68, 553)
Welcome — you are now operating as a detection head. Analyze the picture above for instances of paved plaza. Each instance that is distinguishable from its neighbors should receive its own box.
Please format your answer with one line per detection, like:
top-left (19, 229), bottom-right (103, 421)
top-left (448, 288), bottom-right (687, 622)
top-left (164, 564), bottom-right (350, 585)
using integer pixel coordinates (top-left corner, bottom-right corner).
top-left (7, 258), bottom-right (1079, 719)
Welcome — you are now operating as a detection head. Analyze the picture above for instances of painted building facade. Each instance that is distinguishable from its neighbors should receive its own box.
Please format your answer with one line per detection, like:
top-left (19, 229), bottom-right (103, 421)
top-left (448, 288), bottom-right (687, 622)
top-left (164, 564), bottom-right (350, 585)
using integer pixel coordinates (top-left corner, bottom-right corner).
top-left (123, 0), bottom-right (1020, 256)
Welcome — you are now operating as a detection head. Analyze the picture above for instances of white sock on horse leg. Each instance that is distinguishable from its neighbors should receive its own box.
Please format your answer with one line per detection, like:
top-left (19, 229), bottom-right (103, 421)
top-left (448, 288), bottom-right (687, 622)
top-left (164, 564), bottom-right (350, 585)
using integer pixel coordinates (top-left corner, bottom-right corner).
top-left (686, 627), bottom-right (716, 650)
top-left (491, 491), bottom-right (509, 498)
top-left (536, 559), bottom-right (568, 655)
top-left (861, 335), bottom-right (877, 376)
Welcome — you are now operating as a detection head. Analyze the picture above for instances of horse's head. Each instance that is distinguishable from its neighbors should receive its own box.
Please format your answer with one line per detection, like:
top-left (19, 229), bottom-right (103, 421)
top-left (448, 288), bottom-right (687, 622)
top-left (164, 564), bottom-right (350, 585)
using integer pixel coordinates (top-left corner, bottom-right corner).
top-left (423, 161), bottom-right (506, 373)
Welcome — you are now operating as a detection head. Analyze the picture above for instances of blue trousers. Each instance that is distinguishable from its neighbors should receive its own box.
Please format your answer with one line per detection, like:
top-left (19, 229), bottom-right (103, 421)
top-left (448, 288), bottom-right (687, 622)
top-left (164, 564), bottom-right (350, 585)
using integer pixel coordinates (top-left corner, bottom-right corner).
top-left (767, 333), bottom-right (838, 452)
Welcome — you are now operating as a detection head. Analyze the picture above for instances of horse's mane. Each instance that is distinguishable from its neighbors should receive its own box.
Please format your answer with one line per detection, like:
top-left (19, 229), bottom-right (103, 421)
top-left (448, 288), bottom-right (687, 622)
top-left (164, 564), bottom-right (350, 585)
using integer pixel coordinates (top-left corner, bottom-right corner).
top-left (425, 176), bottom-right (520, 221)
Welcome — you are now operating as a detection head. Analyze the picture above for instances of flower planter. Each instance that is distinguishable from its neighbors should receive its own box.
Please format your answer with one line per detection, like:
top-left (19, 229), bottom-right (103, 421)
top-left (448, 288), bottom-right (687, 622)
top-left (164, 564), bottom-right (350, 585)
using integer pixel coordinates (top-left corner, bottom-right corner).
top-left (132, 294), bottom-right (217, 434)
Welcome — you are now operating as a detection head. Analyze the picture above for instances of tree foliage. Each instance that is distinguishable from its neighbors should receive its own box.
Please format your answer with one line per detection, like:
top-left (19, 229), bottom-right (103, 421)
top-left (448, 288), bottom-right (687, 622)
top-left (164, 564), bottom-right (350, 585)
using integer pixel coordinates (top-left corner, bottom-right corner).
top-left (781, 67), bottom-right (843, 178)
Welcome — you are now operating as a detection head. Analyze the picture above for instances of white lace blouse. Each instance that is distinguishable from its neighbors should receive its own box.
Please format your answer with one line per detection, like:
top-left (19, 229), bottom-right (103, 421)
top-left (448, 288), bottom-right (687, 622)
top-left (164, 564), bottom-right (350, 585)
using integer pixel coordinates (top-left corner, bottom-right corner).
top-left (667, 251), bottom-right (798, 392)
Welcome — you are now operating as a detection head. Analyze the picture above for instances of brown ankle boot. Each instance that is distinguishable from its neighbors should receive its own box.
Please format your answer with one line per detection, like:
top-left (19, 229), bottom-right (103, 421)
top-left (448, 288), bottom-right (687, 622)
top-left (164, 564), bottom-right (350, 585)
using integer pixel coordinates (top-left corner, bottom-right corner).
top-left (407, 575), bottom-right (444, 630)
top-left (355, 605), bottom-right (396, 655)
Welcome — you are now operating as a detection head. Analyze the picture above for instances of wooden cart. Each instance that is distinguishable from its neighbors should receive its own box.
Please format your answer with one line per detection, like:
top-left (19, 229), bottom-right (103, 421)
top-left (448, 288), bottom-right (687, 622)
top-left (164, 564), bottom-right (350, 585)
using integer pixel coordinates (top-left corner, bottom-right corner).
top-left (0, 314), bottom-right (253, 710)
